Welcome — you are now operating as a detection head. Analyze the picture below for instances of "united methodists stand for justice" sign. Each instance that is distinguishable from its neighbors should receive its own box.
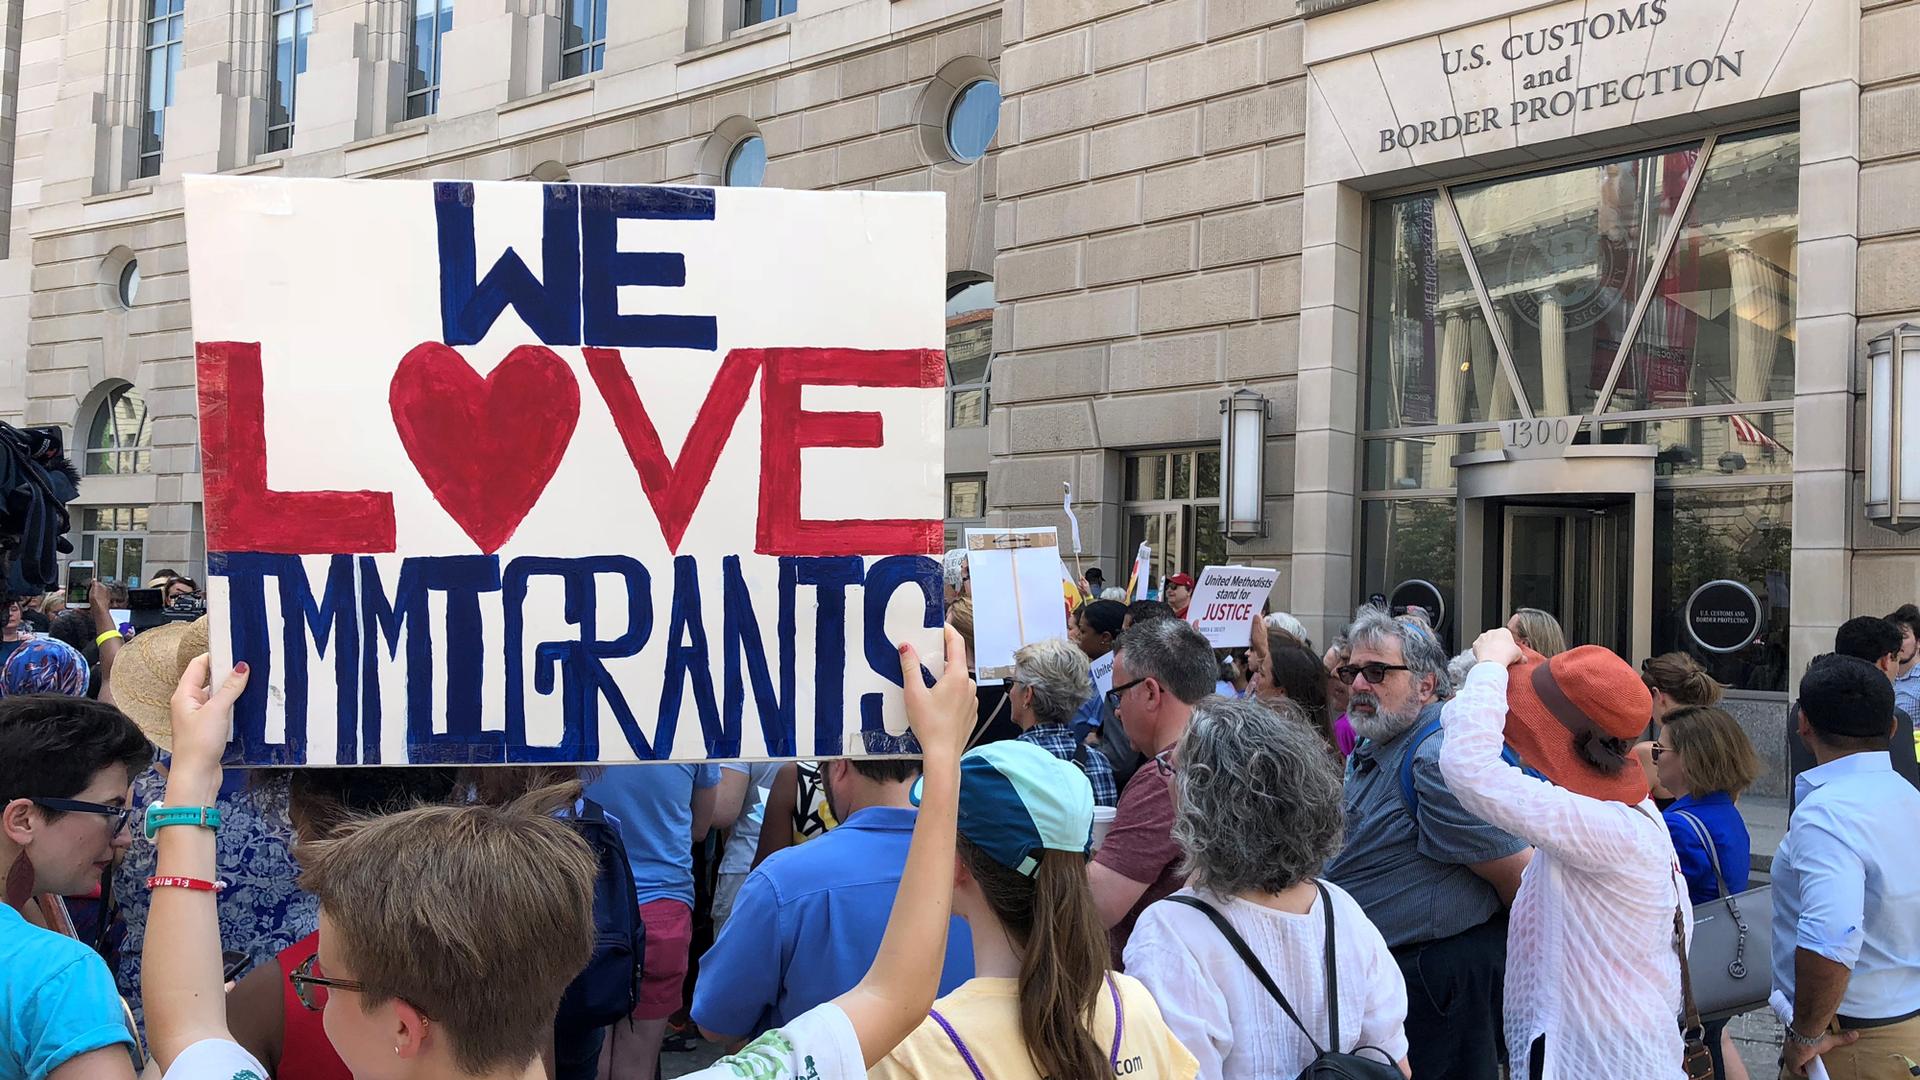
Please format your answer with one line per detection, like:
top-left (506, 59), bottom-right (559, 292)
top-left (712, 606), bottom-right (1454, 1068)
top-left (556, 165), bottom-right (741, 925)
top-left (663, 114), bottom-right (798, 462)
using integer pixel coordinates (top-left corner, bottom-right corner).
top-left (186, 176), bottom-right (947, 766)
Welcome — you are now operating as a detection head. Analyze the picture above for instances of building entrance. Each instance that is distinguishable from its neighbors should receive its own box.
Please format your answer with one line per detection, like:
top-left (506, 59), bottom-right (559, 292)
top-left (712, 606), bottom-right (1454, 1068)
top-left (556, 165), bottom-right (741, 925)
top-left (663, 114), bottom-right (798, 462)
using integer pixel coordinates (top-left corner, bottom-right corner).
top-left (1500, 502), bottom-right (1632, 657)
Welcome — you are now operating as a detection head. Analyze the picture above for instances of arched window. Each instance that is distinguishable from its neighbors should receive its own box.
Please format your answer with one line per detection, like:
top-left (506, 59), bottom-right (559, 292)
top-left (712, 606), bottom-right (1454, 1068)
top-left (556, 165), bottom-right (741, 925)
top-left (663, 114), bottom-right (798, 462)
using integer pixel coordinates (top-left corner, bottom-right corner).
top-left (86, 384), bottom-right (152, 475)
top-left (946, 279), bottom-right (993, 429)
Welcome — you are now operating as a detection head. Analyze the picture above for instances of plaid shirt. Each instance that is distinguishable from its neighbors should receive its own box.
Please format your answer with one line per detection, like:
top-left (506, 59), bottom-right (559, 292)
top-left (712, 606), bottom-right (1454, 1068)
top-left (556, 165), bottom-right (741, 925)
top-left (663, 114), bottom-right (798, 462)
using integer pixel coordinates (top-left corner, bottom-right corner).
top-left (1017, 722), bottom-right (1119, 807)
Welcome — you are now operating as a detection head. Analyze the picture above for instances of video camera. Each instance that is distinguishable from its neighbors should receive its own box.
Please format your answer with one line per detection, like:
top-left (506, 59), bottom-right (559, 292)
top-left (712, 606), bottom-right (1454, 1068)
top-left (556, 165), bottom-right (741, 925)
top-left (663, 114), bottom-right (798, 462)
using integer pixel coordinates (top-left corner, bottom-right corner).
top-left (0, 422), bottom-right (81, 599)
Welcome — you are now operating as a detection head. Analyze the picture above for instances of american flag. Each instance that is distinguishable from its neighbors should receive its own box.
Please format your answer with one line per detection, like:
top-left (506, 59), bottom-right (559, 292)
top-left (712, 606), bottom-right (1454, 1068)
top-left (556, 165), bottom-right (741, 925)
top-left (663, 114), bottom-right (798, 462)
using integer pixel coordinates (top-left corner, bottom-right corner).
top-left (1729, 413), bottom-right (1786, 452)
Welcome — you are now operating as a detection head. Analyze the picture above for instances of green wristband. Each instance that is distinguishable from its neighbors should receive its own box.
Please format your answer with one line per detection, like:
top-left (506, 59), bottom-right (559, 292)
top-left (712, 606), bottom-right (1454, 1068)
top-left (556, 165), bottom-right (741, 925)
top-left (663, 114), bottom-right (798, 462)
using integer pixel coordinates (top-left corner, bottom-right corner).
top-left (143, 802), bottom-right (221, 840)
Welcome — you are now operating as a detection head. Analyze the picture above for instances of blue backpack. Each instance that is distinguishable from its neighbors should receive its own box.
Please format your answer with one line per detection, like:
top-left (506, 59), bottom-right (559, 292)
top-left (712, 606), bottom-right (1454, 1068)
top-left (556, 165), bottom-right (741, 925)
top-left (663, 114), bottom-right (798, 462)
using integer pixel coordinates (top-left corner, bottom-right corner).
top-left (557, 798), bottom-right (645, 1030)
top-left (1396, 717), bottom-right (1525, 817)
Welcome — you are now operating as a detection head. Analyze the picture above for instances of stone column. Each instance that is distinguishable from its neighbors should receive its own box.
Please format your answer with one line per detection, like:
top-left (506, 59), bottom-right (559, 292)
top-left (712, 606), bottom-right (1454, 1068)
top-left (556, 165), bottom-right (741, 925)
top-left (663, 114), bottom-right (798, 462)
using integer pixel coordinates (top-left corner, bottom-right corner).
top-left (603, 0), bottom-right (691, 73)
top-left (438, 0), bottom-right (549, 119)
top-left (294, 0), bottom-right (402, 150)
top-left (1537, 294), bottom-right (1570, 415)
top-left (1729, 247), bottom-right (1787, 404)
top-left (159, 0), bottom-right (255, 177)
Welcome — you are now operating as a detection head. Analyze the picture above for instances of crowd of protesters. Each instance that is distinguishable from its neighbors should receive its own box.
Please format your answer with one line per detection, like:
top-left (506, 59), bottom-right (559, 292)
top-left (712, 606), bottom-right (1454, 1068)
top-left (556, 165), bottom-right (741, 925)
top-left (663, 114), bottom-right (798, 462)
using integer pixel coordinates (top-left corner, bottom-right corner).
top-left (5, 557), bottom-right (1920, 1080)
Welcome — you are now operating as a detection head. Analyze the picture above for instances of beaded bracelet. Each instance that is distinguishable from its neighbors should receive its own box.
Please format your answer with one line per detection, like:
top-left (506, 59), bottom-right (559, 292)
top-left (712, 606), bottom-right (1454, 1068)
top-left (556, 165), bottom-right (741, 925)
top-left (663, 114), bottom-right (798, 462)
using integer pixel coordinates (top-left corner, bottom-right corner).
top-left (145, 876), bottom-right (225, 893)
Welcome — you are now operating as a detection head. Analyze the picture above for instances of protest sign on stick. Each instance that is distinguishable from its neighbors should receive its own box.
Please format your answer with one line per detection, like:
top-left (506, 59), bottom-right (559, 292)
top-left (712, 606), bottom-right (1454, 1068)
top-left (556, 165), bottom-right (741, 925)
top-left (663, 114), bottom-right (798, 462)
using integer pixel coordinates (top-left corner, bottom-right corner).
top-left (1185, 566), bottom-right (1281, 648)
top-left (965, 528), bottom-right (1069, 680)
top-left (186, 176), bottom-right (947, 765)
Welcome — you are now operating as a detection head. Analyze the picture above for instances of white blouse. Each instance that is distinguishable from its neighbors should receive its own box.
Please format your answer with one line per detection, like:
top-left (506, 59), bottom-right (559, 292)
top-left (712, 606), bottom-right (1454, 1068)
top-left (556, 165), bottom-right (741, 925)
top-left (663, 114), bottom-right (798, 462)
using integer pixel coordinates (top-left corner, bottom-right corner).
top-left (1124, 882), bottom-right (1409, 1080)
top-left (1439, 662), bottom-right (1691, 1080)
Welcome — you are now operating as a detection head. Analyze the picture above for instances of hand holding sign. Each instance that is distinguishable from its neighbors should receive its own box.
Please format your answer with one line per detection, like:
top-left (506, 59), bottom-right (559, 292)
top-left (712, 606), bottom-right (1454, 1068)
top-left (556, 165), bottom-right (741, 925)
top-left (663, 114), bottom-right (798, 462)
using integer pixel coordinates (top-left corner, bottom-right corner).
top-left (1185, 566), bottom-right (1281, 648)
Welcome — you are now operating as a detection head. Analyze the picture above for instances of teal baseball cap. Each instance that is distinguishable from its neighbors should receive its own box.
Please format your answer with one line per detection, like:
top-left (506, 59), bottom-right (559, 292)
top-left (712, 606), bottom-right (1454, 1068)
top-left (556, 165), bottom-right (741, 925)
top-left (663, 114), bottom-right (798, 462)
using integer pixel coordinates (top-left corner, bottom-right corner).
top-left (911, 741), bottom-right (1096, 876)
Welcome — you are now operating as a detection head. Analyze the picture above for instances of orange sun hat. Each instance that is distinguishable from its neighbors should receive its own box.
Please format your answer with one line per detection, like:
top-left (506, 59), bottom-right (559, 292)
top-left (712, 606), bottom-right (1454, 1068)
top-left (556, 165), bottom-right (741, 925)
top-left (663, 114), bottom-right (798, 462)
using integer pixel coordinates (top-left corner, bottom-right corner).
top-left (1502, 644), bottom-right (1653, 805)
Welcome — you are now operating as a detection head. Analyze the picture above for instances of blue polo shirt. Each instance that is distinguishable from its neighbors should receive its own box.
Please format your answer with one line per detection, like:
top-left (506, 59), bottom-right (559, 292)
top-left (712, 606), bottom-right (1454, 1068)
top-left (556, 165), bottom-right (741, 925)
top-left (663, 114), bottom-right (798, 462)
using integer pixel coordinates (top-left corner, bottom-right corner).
top-left (2, 904), bottom-right (136, 1080)
top-left (586, 763), bottom-right (720, 908)
top-left (691, 806), bottom-right (974, 1037)
top-left (1663, 791), bottom-right (1752, 906)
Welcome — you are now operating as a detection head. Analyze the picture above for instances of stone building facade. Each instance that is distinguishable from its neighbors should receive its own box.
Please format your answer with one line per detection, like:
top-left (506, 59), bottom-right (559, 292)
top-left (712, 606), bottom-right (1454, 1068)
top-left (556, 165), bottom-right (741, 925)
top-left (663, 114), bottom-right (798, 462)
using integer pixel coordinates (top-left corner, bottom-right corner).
top-left (2, 0), bottom-right (1917, 787)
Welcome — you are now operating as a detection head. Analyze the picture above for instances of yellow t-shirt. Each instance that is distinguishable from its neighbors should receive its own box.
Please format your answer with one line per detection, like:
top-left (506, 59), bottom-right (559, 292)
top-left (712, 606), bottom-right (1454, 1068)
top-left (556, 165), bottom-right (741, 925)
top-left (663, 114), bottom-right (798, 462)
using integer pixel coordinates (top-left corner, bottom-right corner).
top-left (870, 974), bottom-right (1198, 1080)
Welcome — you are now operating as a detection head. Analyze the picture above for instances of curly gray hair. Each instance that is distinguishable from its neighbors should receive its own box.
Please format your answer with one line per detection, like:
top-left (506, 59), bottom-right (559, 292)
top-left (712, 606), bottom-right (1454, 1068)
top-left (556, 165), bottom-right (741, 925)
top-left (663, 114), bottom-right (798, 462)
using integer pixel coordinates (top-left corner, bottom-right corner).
top-left (1345, 605), bottom-right (1453, 700)
top-left (1011, 637), bottom-right (1093, 727)
top-left (1173, 696), bottom-right (1345, 896)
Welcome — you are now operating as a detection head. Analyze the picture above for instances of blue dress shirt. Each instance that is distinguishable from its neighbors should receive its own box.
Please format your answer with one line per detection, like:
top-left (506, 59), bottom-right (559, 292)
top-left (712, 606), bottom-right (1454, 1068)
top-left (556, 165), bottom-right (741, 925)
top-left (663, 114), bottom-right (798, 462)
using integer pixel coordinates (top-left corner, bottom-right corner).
top-left (1771, 752), bottom-right (1920, 1022)
top-left (691, 805), bottom-right (973, 1038)
top-left (1663, 791), bottom-right (1752, 906)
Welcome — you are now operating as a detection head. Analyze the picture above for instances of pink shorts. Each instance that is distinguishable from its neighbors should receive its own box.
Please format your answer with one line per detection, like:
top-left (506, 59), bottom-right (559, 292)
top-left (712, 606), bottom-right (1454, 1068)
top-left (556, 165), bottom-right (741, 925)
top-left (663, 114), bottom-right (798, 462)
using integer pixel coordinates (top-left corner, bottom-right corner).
top-left (634, 898), bottom-right (693, 1020)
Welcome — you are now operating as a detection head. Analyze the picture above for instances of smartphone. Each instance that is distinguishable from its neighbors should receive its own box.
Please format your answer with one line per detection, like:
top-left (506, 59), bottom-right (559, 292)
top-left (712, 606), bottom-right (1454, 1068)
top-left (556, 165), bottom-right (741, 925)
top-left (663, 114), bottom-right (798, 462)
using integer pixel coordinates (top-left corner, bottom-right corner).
top-left (221, 950), bottom-right (251, 982)
top-left (65, 562), bottom-right (95, 608)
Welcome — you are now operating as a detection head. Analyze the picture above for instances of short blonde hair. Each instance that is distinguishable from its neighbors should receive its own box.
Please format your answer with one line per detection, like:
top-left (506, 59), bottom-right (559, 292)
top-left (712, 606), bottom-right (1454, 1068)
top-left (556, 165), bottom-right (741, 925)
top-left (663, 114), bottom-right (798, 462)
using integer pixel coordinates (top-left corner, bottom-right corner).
top-left (1663, 706), bottom-right (1763, 797)
top-left (1508, 608), bottom-right (1567, 657)
top-left (297, 790), bottom-right (597, 1075)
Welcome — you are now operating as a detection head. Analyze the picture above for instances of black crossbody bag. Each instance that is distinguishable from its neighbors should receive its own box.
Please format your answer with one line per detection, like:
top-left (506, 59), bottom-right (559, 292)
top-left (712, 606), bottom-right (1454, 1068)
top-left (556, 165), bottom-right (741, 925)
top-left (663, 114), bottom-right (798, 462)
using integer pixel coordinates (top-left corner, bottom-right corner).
top-left (1167, 882), bottom-right (1402, 1080)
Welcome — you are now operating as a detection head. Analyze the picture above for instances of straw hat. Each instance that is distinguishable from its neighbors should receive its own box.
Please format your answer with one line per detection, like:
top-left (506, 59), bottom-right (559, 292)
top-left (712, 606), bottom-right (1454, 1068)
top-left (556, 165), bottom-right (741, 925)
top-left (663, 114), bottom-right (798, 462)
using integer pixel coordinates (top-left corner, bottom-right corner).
top-left (109, 616), bottom-right (209, 751)
top-left (1503, 644), bottom-right (1652, 805)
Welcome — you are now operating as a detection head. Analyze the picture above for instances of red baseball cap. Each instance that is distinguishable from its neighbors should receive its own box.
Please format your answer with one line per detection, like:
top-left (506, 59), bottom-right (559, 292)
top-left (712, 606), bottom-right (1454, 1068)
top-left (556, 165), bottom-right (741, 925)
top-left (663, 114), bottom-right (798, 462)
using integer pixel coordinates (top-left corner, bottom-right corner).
top-left (1166, 573), bottom-right (1196, 589)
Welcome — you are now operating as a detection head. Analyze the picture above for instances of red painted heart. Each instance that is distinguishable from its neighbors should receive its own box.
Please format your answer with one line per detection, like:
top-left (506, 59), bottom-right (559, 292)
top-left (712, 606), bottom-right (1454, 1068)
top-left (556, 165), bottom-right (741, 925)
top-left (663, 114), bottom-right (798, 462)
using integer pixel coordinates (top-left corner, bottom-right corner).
top-left (389, 342), bottom-right (580, 554)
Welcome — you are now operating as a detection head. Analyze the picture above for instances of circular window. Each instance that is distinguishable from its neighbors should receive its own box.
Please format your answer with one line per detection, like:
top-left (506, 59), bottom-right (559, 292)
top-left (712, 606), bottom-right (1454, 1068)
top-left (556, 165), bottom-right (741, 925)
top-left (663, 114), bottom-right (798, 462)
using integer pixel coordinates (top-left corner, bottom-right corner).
top-left (725, 136), bottom-right (767, 187)
top-left (945, 79), bottom-right (1000, 163)
top-left (117, 261), bottom-right (141, 308)
top-left (529, 160), bottom-right (572, 182)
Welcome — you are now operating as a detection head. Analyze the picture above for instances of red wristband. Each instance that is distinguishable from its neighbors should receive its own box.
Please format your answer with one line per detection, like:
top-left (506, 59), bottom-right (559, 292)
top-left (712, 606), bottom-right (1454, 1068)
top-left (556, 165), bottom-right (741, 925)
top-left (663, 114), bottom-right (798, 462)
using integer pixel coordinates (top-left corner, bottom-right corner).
top-left (145, 875), bottom-right (225, 892)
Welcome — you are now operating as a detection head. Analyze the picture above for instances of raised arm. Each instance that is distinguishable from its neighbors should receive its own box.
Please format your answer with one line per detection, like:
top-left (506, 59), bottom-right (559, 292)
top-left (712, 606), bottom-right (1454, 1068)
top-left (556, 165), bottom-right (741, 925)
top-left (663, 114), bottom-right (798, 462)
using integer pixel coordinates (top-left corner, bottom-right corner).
top-left (832, 627), bottom-right (973, 1068)
top-left (1438, 630), bottom-right (1648, 872)
top-left (143, 657), bottom-right (251, 1070)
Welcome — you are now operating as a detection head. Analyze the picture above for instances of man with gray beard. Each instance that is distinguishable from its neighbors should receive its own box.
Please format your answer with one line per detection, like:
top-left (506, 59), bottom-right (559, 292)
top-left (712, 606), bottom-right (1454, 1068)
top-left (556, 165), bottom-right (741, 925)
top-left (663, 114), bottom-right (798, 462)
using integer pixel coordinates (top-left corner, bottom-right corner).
top-left (1324, 607), bottom-right (1532, 1080)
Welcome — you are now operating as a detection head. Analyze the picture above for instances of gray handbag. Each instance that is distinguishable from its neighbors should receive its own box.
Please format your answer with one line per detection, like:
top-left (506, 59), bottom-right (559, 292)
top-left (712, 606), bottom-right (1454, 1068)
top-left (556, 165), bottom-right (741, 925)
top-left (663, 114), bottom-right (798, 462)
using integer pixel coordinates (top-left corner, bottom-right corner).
top-left (1674, 810), bottom-right (1772, 1021)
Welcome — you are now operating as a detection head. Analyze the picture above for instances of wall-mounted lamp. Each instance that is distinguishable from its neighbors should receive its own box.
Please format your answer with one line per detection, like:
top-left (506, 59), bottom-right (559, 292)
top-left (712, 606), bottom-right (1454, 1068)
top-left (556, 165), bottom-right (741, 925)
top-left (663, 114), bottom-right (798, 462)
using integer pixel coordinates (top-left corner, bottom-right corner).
top-left (1868, 324), bottom-right (1920, 531)
top-left (1219, 388), bottom-right (1269, 540)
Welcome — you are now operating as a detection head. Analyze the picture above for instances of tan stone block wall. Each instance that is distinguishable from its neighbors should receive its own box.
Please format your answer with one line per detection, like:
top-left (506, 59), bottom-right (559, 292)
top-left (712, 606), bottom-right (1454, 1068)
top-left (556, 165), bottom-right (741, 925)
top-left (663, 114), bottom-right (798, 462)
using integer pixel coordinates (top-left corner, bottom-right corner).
top-left (10, 5), bottom-right (1001, 577)
top-left (995, 0), bottom-right (1303, 581)
top-left (1856, 0), bottom-right (1920, 577)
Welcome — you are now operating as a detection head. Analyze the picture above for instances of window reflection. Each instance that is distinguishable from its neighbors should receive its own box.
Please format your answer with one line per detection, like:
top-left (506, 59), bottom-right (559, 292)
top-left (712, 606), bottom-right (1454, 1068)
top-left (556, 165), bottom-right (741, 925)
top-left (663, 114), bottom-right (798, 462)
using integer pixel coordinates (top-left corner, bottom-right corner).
top-left (1652, 486), bottom-right (1791, 691)
top-left (1451, 144), bottom-right (1701, 418)
top-left (1611, 129), bottom-right (1799, 410)
top-left (1595, 410), bottom-right (1792, 479)
top-left (1360, 498), bottom-right (1457, 646)
top-left (1362, 430), bottom-right (1502, 491)
top-left (946, 280), bottom-right (993, 429)
top-left (1365, 196), bottom-right (1495, 428)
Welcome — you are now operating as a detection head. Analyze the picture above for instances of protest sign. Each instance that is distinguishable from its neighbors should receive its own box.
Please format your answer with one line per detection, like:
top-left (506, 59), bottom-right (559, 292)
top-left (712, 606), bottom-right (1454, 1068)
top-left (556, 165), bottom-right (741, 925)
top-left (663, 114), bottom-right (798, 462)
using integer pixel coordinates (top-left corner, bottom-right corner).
top-left (1089, 651), bottom-right (1116, 697)
top-left (965, 528), bottom-right (1069, 680)
top-left (185, 176), bottom-right (946, 765)
top-left (1185, 566), bottom-right (1281, 648)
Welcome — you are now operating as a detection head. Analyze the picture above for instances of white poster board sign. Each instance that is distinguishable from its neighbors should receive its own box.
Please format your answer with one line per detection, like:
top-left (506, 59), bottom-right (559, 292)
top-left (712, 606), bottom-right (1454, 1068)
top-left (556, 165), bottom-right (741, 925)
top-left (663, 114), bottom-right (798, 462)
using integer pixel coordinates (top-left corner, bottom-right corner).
top-left (1185, 565), bottom-right (1280, 648)
top-left (965, 528), bottom-right (1070, 680)
top-left (186, 175), bottom-right (946, 765)
top-left (1089, 651), bottom-right (1116, 697)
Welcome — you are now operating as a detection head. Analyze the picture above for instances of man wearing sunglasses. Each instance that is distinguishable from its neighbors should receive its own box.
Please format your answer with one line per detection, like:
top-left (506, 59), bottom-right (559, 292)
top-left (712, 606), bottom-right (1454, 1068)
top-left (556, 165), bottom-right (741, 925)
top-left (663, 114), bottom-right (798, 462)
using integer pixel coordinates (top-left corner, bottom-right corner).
top-left (1, 694), bottom-right (152, 1080)
top-left (1322, 607), bottom-right (1532, 1080)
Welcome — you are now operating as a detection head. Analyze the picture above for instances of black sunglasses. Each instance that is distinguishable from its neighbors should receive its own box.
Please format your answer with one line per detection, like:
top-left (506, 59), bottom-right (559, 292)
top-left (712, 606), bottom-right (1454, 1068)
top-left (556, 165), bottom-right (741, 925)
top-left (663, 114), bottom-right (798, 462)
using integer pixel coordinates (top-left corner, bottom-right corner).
top-left (1336, 662), bottom-right (1411, 685)
top-left (1104, 677), bottom-right (1148, 712)
top-left (30, 797), bottom-right (135, 834)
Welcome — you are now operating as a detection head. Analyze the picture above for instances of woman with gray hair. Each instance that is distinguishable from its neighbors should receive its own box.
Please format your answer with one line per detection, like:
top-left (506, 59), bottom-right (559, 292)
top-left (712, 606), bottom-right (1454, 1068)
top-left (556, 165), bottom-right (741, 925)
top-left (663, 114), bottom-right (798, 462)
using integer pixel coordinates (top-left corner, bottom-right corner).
top-left (1010, 637), bottom-right (1119, 806)
top-left (1124, 697), bottom-right (1410, 1078)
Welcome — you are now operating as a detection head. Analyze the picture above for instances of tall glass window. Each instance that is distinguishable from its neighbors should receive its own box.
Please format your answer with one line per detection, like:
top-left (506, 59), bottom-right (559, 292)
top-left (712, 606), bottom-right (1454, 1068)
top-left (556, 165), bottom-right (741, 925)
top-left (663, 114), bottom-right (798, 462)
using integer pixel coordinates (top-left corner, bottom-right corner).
top-left (86, 385), bottom-right (152, 475)
top-left (560, 0), bottom-right (606, 80)
top-left (139, 0), bottom-right (185, 178)
top-left (946, 280), bottom-right (993, 429)
top-left (266, 0), bottom-right (313, 152)
top-left (1358, 126), bottom-right (1800, 688)
top-left (406, 0), bottom-right (454, 119)
top-left (743, 0), bottom-right (798, 28)
top-left (1124, 449), bottom-right (1226, 587)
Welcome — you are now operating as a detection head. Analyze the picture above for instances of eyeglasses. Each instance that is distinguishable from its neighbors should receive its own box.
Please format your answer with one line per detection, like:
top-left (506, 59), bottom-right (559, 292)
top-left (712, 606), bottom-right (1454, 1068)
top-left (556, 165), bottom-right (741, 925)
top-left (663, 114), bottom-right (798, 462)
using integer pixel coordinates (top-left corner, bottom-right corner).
top-left (1104, 677), bottom-right (1148, 713)
top-left (29, 797), bottom-right (135, 834)
top-left (292, 953), bottom-right (367, 1012)
top-left (1650, 743), bottom-right (1670, 762)
top-left (1336, 662), bottom-right (1411, 685)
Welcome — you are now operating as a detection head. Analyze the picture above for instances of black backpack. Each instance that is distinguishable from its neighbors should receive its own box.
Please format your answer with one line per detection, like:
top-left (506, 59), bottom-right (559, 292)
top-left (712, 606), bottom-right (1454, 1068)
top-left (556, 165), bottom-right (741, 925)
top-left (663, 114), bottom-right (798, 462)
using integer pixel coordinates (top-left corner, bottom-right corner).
top-left (556, 798), bottom-right (645, 1029)
top-left (1167, 883), bottom-right (1401, 1080)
